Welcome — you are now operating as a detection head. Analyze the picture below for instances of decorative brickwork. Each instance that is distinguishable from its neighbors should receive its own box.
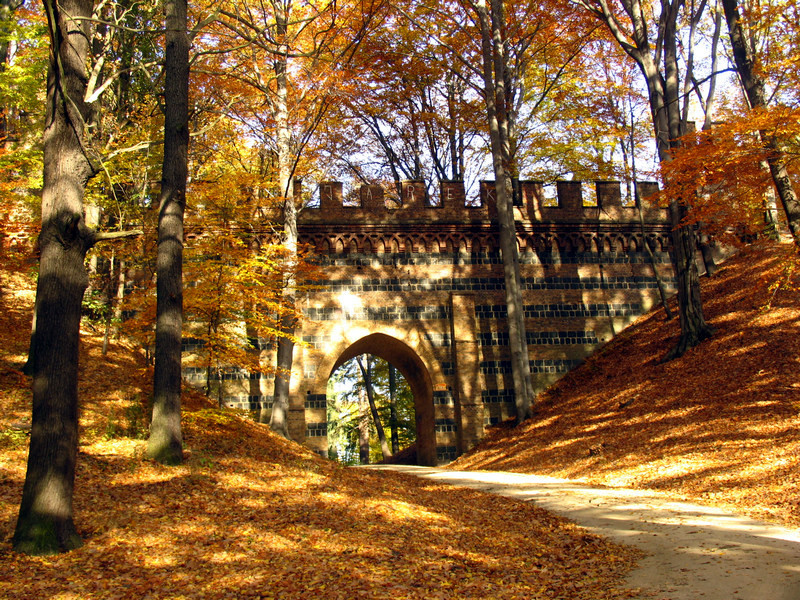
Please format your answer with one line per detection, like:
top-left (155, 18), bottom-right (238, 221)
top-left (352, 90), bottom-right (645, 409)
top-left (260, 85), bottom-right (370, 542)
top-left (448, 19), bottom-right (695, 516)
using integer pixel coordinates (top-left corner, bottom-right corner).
top-left (206, 178), bottom-right (674, 466)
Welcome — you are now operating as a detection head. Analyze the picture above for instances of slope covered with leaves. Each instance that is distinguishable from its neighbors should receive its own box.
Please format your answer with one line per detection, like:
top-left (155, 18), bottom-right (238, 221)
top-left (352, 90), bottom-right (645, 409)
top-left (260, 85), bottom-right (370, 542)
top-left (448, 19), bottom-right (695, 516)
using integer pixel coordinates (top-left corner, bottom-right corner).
top-left (0, 252), bottom-right (639, 598)
top-left (453, 242), bottom-right (800, 527)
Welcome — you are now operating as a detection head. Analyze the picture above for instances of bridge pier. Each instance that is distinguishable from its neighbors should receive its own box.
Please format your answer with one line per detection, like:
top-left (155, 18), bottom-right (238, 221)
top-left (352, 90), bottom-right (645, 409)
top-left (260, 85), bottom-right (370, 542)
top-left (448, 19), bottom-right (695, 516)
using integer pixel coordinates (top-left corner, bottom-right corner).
top-left (450, 293), bottom-right (484, 454)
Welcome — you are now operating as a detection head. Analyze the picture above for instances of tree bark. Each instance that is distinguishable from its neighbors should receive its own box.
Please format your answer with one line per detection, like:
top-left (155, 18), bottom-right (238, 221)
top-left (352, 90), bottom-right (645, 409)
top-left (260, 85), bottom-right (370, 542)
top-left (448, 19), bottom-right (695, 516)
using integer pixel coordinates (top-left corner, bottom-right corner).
top-left (388, 363), bottom-right (399, 454)
top-left (13, 0), bottom-right (97, 555)
top-left (721, 0), bottom-right (800, 247)
top-left (263, 0), bottom-right (297, 439)
top-left (356, 356), bottom-right (391, 461)
top-left (148, 0), bottom-right (189, 465)
top-left (474, 0), bottom-right (534, 422)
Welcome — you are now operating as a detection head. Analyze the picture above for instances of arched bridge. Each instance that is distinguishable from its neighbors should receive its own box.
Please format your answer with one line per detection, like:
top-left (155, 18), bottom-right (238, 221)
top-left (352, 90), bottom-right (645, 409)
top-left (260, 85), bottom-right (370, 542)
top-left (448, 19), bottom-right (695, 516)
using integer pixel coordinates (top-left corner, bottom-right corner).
top-left (213, 179), bottom-right (674, 465)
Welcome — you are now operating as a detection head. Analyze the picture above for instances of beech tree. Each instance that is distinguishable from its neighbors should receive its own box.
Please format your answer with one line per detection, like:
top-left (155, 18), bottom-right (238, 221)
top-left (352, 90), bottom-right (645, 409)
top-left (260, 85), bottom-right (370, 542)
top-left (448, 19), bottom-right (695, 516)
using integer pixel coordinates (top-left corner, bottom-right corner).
top-left (575, 0), bottom-right (715, 359)
top-left (468, 0), bottom-right (535, 421)
top-left (148, 0), bottom-right (189, 464)
top-left (12, 0), bottom-right (96, 555)
top-left (389, 0), bottom-right (594, 421)
top-left (206, 0), bottom-right (378, 437)
top-left (356, 355), bottom-right (391, 461)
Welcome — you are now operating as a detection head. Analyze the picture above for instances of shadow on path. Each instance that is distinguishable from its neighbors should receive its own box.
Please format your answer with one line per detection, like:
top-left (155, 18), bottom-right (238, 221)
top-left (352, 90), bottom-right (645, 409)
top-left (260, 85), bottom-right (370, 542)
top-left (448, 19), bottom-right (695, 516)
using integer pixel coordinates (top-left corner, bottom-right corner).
top-left (365, 465), bottom-right (800, 600)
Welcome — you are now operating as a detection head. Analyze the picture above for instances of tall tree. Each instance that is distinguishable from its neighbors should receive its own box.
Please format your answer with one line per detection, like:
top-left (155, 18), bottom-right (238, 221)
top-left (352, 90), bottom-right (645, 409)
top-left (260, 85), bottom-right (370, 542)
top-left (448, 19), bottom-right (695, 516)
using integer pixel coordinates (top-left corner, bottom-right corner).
top-left (13, 0), bottom-right (97, 555)
top-left (575, 0), bottom-right (714, 359)
top-left (356, 355), bottom-right (391, 460)
top-left (388, 363), bottom-right (399, 454)
top-left (0, 0), bottom-right (24, 143)
top-left (470, 0), bottom-right (534, 421)
top-left (721, 0), bottom-right (800, 247)
top-left (393, 0), bottom-right (592, 420)
top-left (209, 0), bottom-right (378, 436)
top-left (148, 0), bottom-right (189, 464)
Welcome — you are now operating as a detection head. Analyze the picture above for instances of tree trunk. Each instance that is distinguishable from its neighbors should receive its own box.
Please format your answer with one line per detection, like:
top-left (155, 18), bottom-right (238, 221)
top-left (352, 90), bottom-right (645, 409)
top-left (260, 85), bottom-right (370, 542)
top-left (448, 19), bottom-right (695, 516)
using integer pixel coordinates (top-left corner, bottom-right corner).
top-left (265, 2), bottom-right (298, 439)
top-left (474, 0), bottom-right (534, 422)
top-left (356, 356), bottom-right (391, 461)
top-left (721, 0), bottom-right (800, 247)
top-left (13, 0), bottom-right (97, 555)
top-left (388, 363), bottom-right (399, 454)
top-left (148, 0), bottom-right (189, 465)
top-left (664, 202), bottom-right (713, 360)
top-left (358, 387), bottom-right (370, 465)
top-left (0, 0), bottom-right (17, 145)
top-left (101, 249), bottom-right (115, 356)
top-left (631, 27), bottom-right (712, 360)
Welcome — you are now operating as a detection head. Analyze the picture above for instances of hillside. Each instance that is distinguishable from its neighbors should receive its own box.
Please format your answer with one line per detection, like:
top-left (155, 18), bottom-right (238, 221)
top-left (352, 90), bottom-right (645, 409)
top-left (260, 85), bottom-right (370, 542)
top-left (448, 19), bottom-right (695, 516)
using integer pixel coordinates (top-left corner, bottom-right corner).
top-left (452, 242), bottom-right (800, 527)
top-left (0, 250), bottom-right (639, 597)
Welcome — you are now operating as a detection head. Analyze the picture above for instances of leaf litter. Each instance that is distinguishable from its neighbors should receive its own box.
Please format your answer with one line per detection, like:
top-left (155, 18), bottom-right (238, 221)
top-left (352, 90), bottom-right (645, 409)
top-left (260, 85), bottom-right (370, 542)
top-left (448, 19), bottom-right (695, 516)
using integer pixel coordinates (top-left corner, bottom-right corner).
top-left (453, 241), bottom-right (800, 528)
top-left (0, 249), bottom-right (640, 598)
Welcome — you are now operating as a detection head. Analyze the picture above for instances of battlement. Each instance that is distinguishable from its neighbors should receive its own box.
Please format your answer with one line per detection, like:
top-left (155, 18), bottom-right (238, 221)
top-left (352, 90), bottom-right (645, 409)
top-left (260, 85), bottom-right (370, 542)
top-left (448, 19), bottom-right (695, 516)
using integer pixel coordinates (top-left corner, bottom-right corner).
top-left (299, 179), bottom-right (667, 225)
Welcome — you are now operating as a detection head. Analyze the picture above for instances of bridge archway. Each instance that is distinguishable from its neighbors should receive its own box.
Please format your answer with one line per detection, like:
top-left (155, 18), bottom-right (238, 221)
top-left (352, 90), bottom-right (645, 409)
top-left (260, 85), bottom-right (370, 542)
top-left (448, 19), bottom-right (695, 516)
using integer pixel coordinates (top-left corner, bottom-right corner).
top-left (326, 333), bottom-right (437, 466)
top-left (209, 179), bottom-right (673, 463)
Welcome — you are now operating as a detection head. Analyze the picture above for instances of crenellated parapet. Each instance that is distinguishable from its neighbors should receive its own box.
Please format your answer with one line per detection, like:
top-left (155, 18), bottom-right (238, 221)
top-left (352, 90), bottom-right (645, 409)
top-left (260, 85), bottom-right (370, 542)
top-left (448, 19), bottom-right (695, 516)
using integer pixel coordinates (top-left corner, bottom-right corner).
top-left (293, 179), bottom-right (671, 259)
top-left (299, 179), bottom-right (667, 226)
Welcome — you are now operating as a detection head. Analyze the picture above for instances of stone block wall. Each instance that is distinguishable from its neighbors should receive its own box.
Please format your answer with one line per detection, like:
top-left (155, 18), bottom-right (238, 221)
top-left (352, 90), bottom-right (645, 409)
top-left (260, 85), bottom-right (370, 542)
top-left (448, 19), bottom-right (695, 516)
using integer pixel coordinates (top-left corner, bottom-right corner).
top-left (203, 179), bottom-right (674, 465)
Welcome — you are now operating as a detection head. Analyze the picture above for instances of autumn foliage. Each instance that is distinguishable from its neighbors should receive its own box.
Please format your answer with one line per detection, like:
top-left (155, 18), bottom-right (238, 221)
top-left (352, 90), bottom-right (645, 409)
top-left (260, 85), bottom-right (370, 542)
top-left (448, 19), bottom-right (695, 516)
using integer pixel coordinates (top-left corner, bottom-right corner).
top-left (0, 251), bottom-right (640, 598)
top-left (453, 242), bottom-right (800, 527)
top-left (661, 107), bottom-right (800, 243)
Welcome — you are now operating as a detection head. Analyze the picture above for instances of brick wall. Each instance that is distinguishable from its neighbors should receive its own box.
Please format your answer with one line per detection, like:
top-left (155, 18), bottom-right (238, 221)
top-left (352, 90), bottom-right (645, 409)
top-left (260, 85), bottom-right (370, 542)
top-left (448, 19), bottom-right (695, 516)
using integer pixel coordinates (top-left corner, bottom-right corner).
top-left (201, 179), bottom-right (674, 465)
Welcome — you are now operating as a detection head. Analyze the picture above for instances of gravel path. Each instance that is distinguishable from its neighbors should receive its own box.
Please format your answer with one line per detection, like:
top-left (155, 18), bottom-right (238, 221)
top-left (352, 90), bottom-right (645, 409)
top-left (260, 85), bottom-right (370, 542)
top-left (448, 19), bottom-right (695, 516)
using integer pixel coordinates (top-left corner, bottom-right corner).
top-left (366, 465), bottom-right (800, 600)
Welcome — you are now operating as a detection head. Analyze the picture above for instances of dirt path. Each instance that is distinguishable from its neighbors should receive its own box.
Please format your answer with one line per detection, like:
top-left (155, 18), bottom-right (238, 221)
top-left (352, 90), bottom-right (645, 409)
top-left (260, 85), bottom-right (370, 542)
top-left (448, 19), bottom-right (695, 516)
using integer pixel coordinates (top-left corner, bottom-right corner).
top-left (366, 466), bottom-right (800, 600)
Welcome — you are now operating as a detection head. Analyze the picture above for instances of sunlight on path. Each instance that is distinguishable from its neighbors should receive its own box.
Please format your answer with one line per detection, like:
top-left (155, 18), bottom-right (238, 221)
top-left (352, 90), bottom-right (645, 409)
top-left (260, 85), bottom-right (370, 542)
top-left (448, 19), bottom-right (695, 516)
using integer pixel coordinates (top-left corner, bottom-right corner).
top-left (364, 465), bottom-right (800, 600)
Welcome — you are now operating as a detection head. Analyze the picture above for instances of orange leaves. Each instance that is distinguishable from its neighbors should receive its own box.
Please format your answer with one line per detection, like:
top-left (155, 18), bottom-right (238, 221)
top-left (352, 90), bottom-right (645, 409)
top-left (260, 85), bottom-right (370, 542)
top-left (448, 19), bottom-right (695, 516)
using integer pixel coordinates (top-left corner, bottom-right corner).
top-left (454, 242), bottom-right (800, 527)
top-left (0, 249), bottom-right (640, 599)
top-left (660, 106), bottom-right (800, 242)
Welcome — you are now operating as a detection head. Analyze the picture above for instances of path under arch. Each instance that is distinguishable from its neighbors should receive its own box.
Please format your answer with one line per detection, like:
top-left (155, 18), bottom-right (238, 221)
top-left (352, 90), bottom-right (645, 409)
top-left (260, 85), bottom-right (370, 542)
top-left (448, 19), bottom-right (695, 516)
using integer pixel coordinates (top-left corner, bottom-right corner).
top-left (326, 333), bottom-right (437, 466)
top-left (366, 466), bottom-right (800, 600)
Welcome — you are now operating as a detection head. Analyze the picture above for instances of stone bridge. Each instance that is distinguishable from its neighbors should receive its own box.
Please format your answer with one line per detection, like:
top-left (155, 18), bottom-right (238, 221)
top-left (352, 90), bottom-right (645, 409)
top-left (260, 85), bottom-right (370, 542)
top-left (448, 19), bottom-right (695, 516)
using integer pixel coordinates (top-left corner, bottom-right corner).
top-left (213, 179), bottom-right (674, 465)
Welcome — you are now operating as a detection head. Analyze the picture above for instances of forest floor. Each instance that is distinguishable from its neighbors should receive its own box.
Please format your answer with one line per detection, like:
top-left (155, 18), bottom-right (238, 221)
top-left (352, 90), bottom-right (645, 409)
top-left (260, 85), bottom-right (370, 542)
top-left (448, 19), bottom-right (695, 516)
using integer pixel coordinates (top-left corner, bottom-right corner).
top-left (0, 249), bottom-right (639, 597)
top-left (452, 241), bottom-right (800, 529)
top-left (1, 241), bottom-right (798, 599)
top-left (371, 466), bottom-right (800, 600)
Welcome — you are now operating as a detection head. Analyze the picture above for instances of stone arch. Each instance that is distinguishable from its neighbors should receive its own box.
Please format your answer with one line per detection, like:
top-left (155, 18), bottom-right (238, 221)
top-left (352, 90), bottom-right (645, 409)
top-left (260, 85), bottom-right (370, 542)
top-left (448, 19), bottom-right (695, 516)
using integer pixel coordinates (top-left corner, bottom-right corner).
top-left (316, 237), bottom-right (331, 254)
top-left (327, 333), bottom-right (437, 466)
